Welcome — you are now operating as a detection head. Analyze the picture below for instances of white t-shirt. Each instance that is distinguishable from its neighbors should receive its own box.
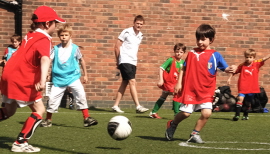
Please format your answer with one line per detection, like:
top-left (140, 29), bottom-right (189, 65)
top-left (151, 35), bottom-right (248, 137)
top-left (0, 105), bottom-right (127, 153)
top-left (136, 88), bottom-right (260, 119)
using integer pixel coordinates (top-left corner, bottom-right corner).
top-left (118, 27), bottom-right (143, 66)
top-left (50, 43), bottom-right (82, 63)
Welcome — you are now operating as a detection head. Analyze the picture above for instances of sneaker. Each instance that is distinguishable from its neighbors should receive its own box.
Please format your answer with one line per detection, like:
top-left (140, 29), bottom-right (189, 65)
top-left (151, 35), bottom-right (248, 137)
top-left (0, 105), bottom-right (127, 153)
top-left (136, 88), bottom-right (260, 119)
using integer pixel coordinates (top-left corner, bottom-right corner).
top-left (40, 119), bottom-right (52, 127)
top-left (149, 112), bottom-right (161, 119)
top-left (84, 117), bottom-right (98, 127)
top-left (233, 116), bottom-right (240, 121)
top-left (112, 106), bottom-right (124, 113)
top-left (187, 134), bottom-right (205, 144)
top-left (136, 106), bottom-right (149, 113)
top-left (242, 116), bottom-right (249, 120)
top-left (165, 120), bottom-right (177, 140)
top-left (11, 142), bottom-right (40, 152)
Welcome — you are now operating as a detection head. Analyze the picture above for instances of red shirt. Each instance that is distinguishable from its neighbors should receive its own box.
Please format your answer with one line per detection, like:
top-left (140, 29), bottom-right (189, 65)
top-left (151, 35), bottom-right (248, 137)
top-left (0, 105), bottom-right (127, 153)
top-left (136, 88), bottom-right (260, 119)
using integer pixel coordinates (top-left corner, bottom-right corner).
top-left (236, 60), bottom-right (264, 94)
top-left (1, 31), bottom-right (51, 101)
top-left (174, 49), bottom-right (216, 104)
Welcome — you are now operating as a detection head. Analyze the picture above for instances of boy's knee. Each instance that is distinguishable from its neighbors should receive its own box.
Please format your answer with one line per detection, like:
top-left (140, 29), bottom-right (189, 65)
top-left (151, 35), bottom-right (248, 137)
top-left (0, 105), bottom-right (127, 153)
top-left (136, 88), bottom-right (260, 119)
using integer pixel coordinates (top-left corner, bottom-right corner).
top-left (128, 79), bottom-right (136, 85)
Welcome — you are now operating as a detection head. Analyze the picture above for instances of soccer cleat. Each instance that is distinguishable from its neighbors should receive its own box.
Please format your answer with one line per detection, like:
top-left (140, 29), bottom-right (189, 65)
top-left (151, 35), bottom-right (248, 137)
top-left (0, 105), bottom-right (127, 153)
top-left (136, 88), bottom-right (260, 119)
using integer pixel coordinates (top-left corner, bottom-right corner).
top-left (233, 116), bottom-right (240, 121)
top-left (11, 142), bottom-right (40, 152)
top-left (165, 120), bottom-right (177, 140)
top-left (112, 106), bottom-right (124, 113)
top-left (149, 112), bottom-right (161, 119)
top-left (40, 119), bottom-right (52, 127)
top-left (84, 117), bottom-right (98, 127)
top-left (242, 116), bottom-right (249, 120)
top-left (136, 106), bottom-right (149, 113)
top-left (187, 134), bottom-right (205, 144)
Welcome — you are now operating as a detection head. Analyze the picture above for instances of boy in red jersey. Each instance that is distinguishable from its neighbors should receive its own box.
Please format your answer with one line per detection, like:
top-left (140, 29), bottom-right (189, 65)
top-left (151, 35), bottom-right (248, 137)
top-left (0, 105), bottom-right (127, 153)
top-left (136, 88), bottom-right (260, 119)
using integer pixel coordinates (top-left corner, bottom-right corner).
top-left (149, 43), bottom-right (186, 119)
top-left (165, 24), bottom-right (237, 143)
top-left (0, 6), bottom-right (65, 152)
top-left (227, 49), bottom-right (270, 121)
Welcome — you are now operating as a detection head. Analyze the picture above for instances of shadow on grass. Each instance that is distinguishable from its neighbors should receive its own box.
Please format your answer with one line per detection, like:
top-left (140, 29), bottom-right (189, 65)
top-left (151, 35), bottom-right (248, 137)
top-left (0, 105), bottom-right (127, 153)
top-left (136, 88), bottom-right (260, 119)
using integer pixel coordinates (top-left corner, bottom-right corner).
top-left (134, 115), bottom-right (170, 120)
top-left (18, 122), bottom-right (96, 130)
top-left (89, 106), bottom-right (111, 112)
top-left (136, 136), bottom-right (186, 142)
top-left (96, 146), bottom-right (121, 150)
top-left (211, 117), bottom-right (233, 121)
top-left (0, 136), bottom-right (89, 154)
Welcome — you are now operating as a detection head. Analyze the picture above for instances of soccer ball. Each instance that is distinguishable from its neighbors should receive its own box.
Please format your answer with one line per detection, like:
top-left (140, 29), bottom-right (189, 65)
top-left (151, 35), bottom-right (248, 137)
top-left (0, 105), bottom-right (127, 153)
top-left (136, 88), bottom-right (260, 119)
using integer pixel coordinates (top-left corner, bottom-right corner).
top-left (107, 116), bottom-right (132, 140)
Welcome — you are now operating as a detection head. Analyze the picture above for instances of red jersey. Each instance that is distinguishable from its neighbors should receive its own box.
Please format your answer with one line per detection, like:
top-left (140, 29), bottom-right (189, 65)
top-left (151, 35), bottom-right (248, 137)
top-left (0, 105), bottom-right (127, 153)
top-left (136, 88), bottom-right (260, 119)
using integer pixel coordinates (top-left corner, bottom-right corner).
top-left (0, 30), bottom-right (51, 101)
top-left (160, 56), bottom-right (179, 92)
top-left (174, 49), bottom-right (216, 104)
top-left (236, 60), bottom-right (264, 94)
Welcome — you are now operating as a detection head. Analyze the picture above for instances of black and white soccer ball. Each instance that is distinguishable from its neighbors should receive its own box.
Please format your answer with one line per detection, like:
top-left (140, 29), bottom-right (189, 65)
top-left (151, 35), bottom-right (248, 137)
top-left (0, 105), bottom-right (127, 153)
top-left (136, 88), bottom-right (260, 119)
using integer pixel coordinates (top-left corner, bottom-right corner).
top-left (107, 116), bottom-right (132, 140)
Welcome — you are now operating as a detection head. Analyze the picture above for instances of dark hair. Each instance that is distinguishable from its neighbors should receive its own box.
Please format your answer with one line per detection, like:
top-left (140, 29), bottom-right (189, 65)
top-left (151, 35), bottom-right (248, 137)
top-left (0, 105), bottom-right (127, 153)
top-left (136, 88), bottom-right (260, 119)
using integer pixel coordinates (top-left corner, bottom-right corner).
top-left (174, 43), bottom-right (186, 53)
top-left (195, 24), bottom-right (215, 42)
top-left (10, 34), bottom-right (22, 42)
top-left (134, 15), bottom-right (145, 24)
top-left (30, 14), bottom-right (54, 31)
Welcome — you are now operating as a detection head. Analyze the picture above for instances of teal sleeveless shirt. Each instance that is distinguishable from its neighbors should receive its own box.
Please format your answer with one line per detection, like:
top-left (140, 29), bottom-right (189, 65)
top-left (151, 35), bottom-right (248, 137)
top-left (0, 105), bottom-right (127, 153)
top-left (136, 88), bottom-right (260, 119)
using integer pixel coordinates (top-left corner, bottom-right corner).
top-left (6, 47), bottom-right (18, 61)
top-left (52, 44), bottom-right (81, 87)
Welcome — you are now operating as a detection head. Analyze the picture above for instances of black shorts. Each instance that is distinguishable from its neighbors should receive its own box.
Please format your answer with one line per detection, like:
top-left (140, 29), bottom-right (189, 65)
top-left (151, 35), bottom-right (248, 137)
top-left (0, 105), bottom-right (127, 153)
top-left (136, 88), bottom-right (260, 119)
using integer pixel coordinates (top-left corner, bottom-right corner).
top-left (119, 63), bottom-right (136, 80)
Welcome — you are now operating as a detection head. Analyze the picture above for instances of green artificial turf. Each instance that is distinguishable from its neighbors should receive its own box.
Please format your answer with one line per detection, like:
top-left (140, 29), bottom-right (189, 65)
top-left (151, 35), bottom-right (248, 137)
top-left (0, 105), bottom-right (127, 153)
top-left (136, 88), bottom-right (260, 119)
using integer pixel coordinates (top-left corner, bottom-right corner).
top-left (1, 107), bottom-right (270, 154)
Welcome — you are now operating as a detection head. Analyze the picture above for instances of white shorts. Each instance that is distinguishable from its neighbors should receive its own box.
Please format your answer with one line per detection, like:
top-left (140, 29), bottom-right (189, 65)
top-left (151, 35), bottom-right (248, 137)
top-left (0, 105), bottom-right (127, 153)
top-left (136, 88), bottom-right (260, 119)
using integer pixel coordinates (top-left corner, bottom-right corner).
top-left (3, 95), bottom-right (41, 108)
top-left (47, 79), bottom-right (88, 113)
top-left (180, 102), bottom-right (212, 113)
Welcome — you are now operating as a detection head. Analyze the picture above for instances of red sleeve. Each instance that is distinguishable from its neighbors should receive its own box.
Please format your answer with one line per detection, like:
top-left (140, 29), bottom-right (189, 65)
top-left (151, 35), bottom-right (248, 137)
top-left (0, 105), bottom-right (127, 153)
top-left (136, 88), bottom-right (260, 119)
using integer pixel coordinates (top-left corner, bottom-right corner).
top-left (234, 64), bottom-right (243, 74)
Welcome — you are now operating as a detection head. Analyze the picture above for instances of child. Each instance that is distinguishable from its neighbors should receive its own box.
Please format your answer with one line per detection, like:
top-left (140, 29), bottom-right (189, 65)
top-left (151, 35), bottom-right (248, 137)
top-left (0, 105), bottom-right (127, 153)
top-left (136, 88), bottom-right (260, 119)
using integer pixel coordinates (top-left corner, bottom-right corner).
top-left (149, 43), bottom-right (186, 119)
top-left (40, 23), bottom-right (98, 127)
top-left (165, 24), bottom-right (236, 143)
top-left (0, 6), bottom-right (65, 152)
top-left (112, 15), bottom-right (149, 113)
top-left (3, 34), bottom-right (22, 62)
top-left (227, 49), bottom-right (270, 121)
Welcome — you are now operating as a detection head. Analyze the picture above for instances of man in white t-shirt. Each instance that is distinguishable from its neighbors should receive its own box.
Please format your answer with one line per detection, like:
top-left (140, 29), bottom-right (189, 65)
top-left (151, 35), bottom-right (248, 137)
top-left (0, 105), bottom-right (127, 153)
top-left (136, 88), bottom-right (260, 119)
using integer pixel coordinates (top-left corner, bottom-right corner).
top-left (112, 15), bottom-right (149, 113)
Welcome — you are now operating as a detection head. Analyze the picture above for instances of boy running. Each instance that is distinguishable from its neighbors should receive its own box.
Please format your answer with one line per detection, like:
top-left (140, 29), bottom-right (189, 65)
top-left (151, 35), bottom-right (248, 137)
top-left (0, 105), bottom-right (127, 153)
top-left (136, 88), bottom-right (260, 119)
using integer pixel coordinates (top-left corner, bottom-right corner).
top-left (0, 6), bottom-right (65, 152)
top-left (165, 24), bottom-right (236, 143)
top-left (40, 24), bottom-right (98, 127)
top-left (227, 49), bottom-right (270, 121)
top-left (149, 43), bottom-right (186, 119)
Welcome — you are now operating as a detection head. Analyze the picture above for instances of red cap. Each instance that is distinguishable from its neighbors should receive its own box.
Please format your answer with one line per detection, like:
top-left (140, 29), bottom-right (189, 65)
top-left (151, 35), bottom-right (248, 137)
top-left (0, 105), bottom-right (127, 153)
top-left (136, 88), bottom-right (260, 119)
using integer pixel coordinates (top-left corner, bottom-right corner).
top-left (32, 6), bottom-right (65, 23)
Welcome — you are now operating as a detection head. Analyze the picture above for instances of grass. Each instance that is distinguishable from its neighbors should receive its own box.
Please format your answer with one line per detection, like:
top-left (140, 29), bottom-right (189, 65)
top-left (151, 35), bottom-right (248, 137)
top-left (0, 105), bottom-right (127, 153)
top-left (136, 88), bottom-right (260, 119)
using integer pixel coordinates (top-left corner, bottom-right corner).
top-left (1, 107), bottom-right (270, 154)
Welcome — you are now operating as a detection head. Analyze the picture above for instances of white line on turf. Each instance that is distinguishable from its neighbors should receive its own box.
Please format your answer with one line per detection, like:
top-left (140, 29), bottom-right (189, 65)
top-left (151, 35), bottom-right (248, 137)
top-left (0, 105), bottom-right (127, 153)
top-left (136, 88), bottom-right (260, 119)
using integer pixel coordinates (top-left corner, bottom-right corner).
top-left (179, 141), bottom-right (270, 151)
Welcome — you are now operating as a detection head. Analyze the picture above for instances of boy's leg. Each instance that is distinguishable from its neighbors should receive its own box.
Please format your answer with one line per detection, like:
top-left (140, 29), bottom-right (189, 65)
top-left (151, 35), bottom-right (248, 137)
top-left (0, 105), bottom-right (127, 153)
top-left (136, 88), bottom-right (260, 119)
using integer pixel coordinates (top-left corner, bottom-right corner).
top-left (165, 104), bottom-right (192, 140)
top-left (233, 95), bottom-right (244, 121)
top-left (69, 79), bottom-right (98, 127)
top-left (187, 107), bottom-right (212, 144)
top-left (172, 101), bottom-right (181, 116)
top-left (112, 80), bottom-right (128, 113)
top-left (12, 100), bottom-right (45, 152)
top-left (150, 91), bottom-right (169, 118)
top-left (40, 85), bottom-right (66, 127)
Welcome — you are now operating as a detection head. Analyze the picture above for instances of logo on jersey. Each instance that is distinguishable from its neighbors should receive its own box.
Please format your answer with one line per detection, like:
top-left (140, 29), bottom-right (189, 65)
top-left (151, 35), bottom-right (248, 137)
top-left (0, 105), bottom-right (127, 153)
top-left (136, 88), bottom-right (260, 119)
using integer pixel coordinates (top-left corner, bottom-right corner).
top-left (24, 35), bottom-right (33, 48)
top-left (208, 62), bottom-right (213, 69)
top-left (244, 69), bottom-right (254, 75)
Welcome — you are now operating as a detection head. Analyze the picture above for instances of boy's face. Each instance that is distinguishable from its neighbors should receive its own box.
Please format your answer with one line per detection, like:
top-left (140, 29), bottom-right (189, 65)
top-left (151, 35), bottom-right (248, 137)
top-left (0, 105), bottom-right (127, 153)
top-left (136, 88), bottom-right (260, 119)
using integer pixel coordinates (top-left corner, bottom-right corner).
top-left (245, 55), bottom-right (255, 64)
top-left (196, 37), bottom-right (212, 50)
top-left (133, 20), bottom-right (144, 32)
top-left (11, 39), bottom-right (21, 49)
top-left (174, 48), bottom-right (185, 60)
top-left (59, 32), bottom-right (72, 44)
top-left (47, 21), bottom-right (56, 36)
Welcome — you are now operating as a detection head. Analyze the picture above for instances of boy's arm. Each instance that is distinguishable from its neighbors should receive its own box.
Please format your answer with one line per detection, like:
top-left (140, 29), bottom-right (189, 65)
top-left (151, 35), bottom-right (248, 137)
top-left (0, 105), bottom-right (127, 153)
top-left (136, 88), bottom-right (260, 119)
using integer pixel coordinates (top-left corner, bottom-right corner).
top-left (174, 66), bottom-right (185, 94)
top-left (227, 73), bottom-right (234, 85)
top-left (262, 54), bottom-right (270, 62)
top-left (35, 56), bottom-right (50, 91)
top-left (157, 68), bottom-right (164, 88)
top-left (79, 56), bottom-right (88, 83)
top-left (114, 39), bottom-right (123, 68)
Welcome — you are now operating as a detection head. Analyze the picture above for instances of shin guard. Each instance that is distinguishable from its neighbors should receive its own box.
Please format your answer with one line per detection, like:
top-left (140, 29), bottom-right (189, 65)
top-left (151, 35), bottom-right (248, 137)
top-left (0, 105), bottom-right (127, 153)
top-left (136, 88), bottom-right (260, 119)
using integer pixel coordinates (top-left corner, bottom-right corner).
top-left (16, 113), bottom-right (42, 143)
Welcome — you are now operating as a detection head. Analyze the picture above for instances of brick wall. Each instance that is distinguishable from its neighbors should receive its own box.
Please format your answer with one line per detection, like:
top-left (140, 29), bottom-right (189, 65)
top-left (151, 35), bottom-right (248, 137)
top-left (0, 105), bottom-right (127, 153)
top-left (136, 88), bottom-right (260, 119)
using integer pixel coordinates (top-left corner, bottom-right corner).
top-left (1, 0), bottom-right (270, 109)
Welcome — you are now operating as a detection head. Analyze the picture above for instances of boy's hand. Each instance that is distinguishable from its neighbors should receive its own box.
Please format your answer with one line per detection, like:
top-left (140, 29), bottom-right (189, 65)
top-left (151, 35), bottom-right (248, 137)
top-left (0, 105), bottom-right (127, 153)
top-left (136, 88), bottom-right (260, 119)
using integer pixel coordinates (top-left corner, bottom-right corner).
top-left (83, 75), bottom-right (88, 83)
top-left (226, 65), bottom-right (237, 73)
top-left (35, 82), bottom-right (45, 91)
top-left (157, 80), bottom-right (164, 88)
top-left (174, 82), bottom-right (182, 95)
top-left (227, 79), bottom-right (231, 85)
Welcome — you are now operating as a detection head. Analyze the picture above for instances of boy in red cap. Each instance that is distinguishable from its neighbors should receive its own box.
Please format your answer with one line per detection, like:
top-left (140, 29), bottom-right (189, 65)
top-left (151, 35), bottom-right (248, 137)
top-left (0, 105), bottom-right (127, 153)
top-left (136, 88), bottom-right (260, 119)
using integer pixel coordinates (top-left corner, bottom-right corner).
top-left (0, 6), bottom-right (65, 152)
